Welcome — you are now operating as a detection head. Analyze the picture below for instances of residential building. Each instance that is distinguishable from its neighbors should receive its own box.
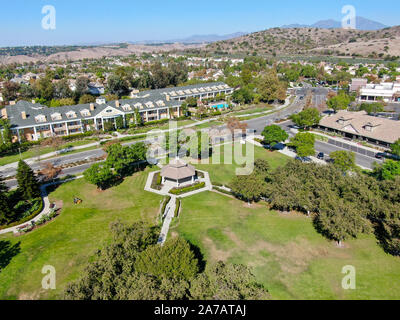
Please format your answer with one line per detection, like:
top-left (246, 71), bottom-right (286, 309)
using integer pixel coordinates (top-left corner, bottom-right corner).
top-left (318, 110), bottom-right (400, 147)
top-left (350, 78), bottom-right (368, 92)
top-left (1, 82), bottom-right (233, 142)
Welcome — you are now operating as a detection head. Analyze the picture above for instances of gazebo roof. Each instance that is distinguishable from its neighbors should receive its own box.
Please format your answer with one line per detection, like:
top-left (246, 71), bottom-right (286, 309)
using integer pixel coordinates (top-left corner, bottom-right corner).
top-left (161, 158), bottom-right (196, 181)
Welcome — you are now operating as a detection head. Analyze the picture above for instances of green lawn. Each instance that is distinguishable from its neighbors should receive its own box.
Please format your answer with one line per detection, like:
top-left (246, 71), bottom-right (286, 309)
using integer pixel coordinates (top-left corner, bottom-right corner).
top-left (175, 191), bottom-right (400, 300)
top-left (194, 143), bottom-right (290, 186)
top-left (0, 168), bottom-right (163, 300)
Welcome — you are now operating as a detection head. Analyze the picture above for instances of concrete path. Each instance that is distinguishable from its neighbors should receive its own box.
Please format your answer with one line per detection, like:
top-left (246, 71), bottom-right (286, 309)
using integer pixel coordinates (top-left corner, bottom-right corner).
top-left (0, 175), bottom-right (83, 235)
top-left (158, 196), bottom-right (176, 246)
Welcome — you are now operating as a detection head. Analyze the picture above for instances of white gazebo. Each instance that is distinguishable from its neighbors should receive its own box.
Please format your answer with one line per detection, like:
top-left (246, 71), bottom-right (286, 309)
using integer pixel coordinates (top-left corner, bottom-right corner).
top-left (161, 158), bottom-right (196, 187)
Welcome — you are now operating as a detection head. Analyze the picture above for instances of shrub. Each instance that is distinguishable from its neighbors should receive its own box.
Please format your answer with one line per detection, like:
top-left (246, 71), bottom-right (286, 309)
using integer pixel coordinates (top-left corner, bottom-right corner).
top-left (0, 198), bottom-right (44, 230)
top-left (169, 182), bottom-right (206, 195)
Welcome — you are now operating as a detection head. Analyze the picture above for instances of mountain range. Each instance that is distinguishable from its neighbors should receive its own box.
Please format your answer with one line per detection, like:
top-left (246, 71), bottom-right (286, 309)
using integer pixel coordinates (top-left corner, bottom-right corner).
top-left (131, 32), bottom-right (248, 44)
top-left (281, 16), bottom-right (388, 31)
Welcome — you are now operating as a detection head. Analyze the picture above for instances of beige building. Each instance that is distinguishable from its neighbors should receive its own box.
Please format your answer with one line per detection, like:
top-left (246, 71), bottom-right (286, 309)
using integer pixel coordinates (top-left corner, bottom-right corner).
top-left (318, 110), bottom-right (400, 147)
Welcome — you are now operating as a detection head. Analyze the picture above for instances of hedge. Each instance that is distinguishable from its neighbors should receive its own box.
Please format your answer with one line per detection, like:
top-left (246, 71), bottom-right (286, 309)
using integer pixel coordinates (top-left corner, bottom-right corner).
top-left (161, 196), bottom-right (171, 216)
top-left (169, 182), bottom-right (206, 195)
top-left (174, 198), bottom-right (181, 216)
top-left (0, 198), bottom-right (44, 230)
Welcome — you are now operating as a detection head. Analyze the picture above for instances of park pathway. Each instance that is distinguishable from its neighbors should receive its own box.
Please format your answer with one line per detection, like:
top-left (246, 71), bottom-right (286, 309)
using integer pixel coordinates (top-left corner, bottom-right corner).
top-left (157, 196), bottom-right (176, 246)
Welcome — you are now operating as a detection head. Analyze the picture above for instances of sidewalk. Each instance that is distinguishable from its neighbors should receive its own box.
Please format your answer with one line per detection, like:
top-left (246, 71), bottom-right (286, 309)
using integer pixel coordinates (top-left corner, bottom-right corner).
top-left (158, 196), bottom-right (176, 246)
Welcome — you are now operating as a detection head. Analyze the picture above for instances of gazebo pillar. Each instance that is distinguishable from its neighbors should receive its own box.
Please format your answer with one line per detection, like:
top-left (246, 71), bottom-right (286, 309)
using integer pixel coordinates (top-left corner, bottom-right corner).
top-left (162, 176), bottom-right (165, 184)
top-left (192, 176), bottom-right (195, 183)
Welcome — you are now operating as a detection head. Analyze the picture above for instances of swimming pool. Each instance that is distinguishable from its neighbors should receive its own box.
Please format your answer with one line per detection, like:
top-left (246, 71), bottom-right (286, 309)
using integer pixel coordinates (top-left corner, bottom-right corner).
top-left (212, 104), bottom-right (228, 109)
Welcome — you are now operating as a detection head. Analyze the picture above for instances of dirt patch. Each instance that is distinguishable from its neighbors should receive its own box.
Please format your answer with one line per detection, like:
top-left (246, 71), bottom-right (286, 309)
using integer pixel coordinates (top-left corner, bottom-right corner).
top-left (203, 237), bottom-right (231, 262)
top-left (18, 290), bottom-right (43, 300)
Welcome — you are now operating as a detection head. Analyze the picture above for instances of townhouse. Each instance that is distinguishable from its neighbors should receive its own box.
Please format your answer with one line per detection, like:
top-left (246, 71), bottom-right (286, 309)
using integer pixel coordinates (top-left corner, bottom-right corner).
top-left (0, 82), bottom-right (233, 142)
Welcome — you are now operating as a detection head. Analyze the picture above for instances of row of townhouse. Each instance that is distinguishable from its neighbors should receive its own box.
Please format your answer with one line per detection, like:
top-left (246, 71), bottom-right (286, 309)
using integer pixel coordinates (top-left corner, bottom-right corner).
top-left (0, 82), bottom-right (233, 142)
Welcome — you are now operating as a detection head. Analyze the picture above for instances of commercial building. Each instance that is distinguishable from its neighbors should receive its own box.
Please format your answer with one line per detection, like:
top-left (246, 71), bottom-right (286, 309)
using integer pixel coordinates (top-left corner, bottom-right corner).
top-left (358, 82), bottom-right (400, 103)
top-left (318, 110), bottom-right (400, 147)
top-left (0, 82), bottom-right (233, 142)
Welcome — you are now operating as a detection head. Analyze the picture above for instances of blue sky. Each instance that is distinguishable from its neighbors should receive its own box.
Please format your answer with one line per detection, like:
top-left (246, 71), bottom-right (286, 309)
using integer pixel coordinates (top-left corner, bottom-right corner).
top-left (1, 0), bottom-right (399, 47)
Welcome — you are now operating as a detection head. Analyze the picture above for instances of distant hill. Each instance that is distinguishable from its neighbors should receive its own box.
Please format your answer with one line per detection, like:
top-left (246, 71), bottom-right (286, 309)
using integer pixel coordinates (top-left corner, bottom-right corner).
top-left (282, 16), bottom-right (388, 31)
top-left (132, 32), bottom-right (248, 44)
top-left (205, 25), bottom-right (400, 58)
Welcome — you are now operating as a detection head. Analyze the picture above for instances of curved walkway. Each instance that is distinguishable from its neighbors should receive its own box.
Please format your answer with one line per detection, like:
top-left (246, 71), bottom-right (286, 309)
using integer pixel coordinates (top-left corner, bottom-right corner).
top-left (0, 176), bottom-right (83, 235)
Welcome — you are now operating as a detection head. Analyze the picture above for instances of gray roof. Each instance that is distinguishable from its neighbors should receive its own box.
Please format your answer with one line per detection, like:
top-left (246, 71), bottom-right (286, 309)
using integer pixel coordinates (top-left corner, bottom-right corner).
top-left (3, 82), bottom-right (232, 129)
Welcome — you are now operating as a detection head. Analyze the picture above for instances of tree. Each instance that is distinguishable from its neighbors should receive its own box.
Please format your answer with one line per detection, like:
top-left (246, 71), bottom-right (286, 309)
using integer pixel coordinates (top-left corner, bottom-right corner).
top-left (225, 117), bottom-right (248, 141)
top-left (257, 69), bottom-right (287, 102)
top-left (330, 151), bottom-right (356, 174)
top-left (231, 173), bottom-right (267, 203)
top-left (54, 79), bottom-right (73, 99)
top-left (315, 197), bottom-right (370, 246)
top-left (107, 74), bottom-right (129, 97)
top-left (359, 102), bottom-right (384, 115)
top-left (79, 94), bottom-right (96, 105)
top-left (75, 77), bottom-right (90, 97)
top-left (135, 237), bottom-right (199, 281)
top-left (190, 262), bottom-right (270, 300)
top-left (374, 160), bottom-right (400, 181)
top-left (290, 108), bottom-right (321, 130)
top-left (83, 163), bottom-right (116, 190)
top-left (16, 160), bottom-right (41, 200)
top-left (0, 176), bottom-right (12, 225)
top-left (1, 81), bottom-right (20, 101)
top-left (327, 92), bottom-right (351, 112)
top-left (391, 139), bottom-right (400, 157)
top-left (261, 125), bottom-right (288, 147)
top-left (40, 162), bottom-right (62, 182)
top-left (289, 132), bottom-right (315, 157)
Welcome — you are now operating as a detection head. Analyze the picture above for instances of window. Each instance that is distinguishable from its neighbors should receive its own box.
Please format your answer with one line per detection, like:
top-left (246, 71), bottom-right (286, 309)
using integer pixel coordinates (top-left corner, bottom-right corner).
top-left (80, 109), bottom-right (91, 117)
top-left (66, 111), bottom-right (77, 119)
top-left (51, 113), bottom-right (62, 121)
top-left (35, 115), bottom-right (47, 123)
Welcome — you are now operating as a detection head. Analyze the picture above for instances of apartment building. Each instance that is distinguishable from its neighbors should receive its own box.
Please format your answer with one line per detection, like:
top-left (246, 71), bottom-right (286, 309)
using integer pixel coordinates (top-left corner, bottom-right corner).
top-left (1, 82), bottom-right (233, 142)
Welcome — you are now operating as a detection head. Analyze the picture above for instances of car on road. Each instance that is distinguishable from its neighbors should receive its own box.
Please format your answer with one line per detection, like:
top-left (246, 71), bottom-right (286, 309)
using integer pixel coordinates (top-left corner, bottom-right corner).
top-left (295, 156), bottom-right (312, 163)
top-left (317, 152), bottom-right (325, 160)
top-left (375, 152), bottom-right (400, 161)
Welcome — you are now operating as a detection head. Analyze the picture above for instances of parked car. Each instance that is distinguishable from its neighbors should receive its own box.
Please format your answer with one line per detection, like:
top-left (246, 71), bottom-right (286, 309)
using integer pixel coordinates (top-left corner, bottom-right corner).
top-left (375, 152), bottom-right (400, 161)
top-left (295, 156), bottom-right (312, 163)
top-left (317, 152), bottom-right (325, 160)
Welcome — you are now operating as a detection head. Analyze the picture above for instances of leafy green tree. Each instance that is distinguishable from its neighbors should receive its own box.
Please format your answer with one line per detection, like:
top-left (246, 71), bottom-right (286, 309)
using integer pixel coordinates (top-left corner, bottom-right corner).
top-left (330, 151), bottom-right (356, 174)
top-left (75, 77), bottom-right (90, 97)
top-left (107, 74), bottom-right (129, 97)
top-left (135, 237), bottom-right (199, 281)
top-left (391, 139), bottom-right (400, 157)
top-left (374, 160), bottom-right (400, 180)
top-left (0, 176), bottom-right (13, 225)
top-left (16, 160), bottom-right (40, 200)
top-left (257, 69), bottom-right (287, 102)
top-left (261, 125), bottom-right (288, 147)
top-left (290, 108), bottom-right (321, 130)
top-left (359, 102), bottom-right (384, 114)
top-left (315, 197), bottom-right (371, 246)
top-left (327, 92), bottom-right (351, 112)
top-left (83, 163), bottom-right (116, 190)
top-left (231, 173), bottom-right (267, 203)
top-left (79, 94), bottom-right (96, 105)
top-left (190, 262), bottom-right (270, 300)
top-left (289, 132), bottom-right (315, 157)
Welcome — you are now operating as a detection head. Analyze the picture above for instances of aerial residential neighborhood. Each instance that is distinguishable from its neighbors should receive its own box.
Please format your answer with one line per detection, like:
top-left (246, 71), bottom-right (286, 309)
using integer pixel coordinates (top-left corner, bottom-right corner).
top-left (0, 0), bottom-right (400, 310)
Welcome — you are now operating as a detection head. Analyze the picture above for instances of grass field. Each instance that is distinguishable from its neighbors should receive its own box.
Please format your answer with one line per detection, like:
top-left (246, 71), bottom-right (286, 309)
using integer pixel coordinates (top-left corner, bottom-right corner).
top-left (194, 143), bottom-right (290, 186)
top-left (175, 191), bottom-right (400, 300)
top-left (0, 168), bottom-right (163, 300)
